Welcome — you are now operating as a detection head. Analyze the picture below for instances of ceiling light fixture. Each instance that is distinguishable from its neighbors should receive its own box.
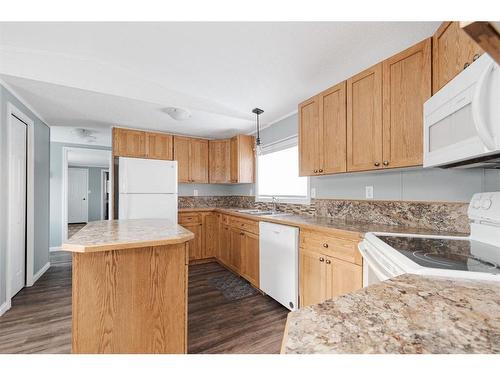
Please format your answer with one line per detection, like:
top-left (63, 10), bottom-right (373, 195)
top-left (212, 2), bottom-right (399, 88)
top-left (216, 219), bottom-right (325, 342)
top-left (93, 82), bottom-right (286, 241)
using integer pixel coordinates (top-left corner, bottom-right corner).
top-left (164, 107), bottom-right (192, 121)
top-left (252, 108), bottom-right (264, 155)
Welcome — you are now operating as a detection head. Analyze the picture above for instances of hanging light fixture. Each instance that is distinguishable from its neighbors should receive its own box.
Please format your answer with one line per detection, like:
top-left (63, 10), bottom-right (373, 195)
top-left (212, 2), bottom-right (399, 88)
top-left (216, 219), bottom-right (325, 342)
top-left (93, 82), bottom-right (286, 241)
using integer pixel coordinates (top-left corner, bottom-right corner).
top-left (252, 107), bottom-right (264, 155)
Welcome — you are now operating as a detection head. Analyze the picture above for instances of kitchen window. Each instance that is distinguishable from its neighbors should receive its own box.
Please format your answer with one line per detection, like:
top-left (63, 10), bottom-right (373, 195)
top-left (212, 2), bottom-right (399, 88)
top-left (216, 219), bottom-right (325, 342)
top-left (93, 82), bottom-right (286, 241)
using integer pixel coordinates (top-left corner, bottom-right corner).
top-left (256, 136), bottom-right (310, 204)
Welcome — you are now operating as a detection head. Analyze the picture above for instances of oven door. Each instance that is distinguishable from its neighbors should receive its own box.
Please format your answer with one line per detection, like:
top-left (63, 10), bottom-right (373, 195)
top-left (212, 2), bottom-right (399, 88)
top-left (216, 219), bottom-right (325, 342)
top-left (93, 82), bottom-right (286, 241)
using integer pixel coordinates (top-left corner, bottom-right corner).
top-left (358, 241), bottom-right (398, 287)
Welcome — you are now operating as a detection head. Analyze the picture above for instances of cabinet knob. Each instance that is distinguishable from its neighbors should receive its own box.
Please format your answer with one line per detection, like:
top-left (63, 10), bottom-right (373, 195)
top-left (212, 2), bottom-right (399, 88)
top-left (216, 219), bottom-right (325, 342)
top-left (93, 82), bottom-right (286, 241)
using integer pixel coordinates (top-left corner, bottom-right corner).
top-left (322, 243), bottom-right (329, 248)
top-left (383, 160), bottom-right (389, 166)
top-left (464, 62), bottom-right (470, 69)
top-left (319, 257), bottom-right (325, 262)
top-left (325, 259), bottom-right (331, 265)
top-left (374, 162), bottom-right (380, 167)
top-left (319, 169), bottom-right (323, 173)
top-left (313, 169), bottom-right (318, 173)
top-left (473, 54), bottom-right (480, 62)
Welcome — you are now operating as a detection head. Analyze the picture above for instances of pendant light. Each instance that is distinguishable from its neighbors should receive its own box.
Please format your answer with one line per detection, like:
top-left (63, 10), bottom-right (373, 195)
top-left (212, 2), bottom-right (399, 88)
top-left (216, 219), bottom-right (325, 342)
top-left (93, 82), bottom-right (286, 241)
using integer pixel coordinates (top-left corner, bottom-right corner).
top-left (252, 108), bottom-right (264, 155)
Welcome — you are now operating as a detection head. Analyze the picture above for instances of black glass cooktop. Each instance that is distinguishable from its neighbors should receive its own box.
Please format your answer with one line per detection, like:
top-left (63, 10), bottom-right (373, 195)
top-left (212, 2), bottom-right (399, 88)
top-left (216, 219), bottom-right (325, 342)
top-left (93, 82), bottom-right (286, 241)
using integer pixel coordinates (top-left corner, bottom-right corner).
top-left (377, 236), bottom-right (500, 274)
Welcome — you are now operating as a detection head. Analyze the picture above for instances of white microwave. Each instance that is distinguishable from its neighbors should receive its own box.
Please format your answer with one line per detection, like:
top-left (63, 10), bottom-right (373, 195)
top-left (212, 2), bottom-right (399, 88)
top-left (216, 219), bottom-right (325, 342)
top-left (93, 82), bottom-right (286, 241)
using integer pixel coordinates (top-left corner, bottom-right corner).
top-left (424, 53), bottom-right (500, 168)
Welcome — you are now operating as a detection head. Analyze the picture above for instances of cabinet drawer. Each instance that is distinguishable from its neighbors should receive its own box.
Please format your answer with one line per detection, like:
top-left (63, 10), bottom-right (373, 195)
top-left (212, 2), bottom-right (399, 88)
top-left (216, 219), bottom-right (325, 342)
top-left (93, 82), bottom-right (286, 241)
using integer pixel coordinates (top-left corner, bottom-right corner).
top-left (230, 216), bottom-right (259, 235)
top-left (300, 229), bottom-right (362, 265)
top-left (178, 213), bottom-right (202, 225)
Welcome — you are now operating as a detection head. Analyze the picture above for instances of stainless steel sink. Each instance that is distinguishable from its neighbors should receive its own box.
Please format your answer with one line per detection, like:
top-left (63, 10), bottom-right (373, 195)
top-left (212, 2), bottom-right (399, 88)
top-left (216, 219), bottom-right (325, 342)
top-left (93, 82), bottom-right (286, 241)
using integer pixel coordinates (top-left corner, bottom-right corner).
top-left (235, 209), bottom-right (291, 216)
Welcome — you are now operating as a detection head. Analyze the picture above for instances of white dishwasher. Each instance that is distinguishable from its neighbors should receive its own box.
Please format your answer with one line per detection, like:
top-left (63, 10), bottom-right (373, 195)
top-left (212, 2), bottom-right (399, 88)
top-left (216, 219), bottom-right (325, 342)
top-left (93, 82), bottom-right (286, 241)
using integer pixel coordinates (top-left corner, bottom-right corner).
top-left (259, 222), bottom-right (299, 311)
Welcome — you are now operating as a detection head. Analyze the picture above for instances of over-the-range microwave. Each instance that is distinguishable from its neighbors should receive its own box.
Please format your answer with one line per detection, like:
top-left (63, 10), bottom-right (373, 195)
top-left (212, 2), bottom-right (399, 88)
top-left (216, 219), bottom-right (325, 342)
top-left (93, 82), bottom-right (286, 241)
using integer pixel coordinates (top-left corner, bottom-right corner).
top-left (424, 53), bottom-right (500, 169)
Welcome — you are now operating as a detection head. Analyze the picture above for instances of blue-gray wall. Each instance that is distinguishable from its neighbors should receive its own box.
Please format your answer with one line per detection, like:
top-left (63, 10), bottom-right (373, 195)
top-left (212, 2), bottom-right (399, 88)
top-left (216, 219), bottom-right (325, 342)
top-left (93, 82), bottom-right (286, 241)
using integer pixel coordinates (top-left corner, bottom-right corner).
top-left (50, 142), bottom-right (111, 248)
top-left (231, 113), bottom-right (500, 201)
top-left (0, 84), bottom-right (50, 310)
top-left (68, 166), bottom-right (108, 222)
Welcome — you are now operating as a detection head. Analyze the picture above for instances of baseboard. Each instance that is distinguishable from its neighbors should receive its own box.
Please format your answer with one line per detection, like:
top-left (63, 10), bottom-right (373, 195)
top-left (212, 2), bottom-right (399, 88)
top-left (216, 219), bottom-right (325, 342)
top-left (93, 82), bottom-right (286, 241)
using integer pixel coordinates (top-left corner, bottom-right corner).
top-left (50, 246), bottom-right (62, 252)
top-left (0, 300), bottom-right (11, 316)
top-left (31, 262), bottom-right (50, 285)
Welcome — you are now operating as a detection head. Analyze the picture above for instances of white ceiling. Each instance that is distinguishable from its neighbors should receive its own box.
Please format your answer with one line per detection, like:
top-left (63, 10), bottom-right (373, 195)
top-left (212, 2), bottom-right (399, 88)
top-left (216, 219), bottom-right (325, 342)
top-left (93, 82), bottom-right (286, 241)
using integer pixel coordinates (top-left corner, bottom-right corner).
top-left (0, 22), bottom-right (440, 144)
top-left (67, 148), bottom-right (111, 168)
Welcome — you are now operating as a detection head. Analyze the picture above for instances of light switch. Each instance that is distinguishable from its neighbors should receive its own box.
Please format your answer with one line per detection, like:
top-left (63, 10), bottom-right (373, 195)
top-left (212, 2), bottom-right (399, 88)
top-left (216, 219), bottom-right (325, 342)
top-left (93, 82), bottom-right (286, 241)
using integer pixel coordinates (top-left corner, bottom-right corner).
top-left (193, 189), bottom-right (199, 197)
top-left (365, 186), bottom-right (374, 199)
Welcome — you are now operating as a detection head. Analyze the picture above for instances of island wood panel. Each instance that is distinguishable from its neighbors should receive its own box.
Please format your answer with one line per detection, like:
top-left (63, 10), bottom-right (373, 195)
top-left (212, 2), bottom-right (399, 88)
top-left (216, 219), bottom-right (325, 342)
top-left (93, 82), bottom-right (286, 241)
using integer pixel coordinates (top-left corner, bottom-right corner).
top-left (346, 63), bottom-right (383, 172)
top-left (382, 38), bottom-right (431, 169)
top-left (432, 21), bottom-right (484, 94)
top-left (173, 136), bottom-right (191, 183)
top-left (209, 139), bottom-right (231, 183)
top-left (298, 96), bottom-right (321, 176)
top-left (147, 132), bottom-right (173, 160)
top-left (320, 81), bottom-right (347, 174)
top-left (71, 244), bottom-right (188, 353)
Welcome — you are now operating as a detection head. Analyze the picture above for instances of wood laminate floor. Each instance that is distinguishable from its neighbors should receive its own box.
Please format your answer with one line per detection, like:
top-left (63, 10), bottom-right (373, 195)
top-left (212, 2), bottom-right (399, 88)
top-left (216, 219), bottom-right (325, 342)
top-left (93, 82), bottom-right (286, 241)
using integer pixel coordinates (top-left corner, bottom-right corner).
top-left (0, 258), bottom-right (288, 354)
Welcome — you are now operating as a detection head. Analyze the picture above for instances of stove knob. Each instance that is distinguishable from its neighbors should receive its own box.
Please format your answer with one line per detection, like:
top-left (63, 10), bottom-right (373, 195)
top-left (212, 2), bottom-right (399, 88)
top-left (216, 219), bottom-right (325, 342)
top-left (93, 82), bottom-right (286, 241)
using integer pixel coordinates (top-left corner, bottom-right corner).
top-left (481, 199), bottom-right (492, 209)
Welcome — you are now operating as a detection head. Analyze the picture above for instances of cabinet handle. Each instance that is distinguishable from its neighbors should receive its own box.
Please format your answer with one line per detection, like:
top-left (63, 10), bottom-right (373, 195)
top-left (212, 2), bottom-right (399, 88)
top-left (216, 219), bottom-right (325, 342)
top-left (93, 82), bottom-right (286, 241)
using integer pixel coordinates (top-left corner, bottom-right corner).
top-left (319, 257), bottom-right (325, 262)
top-left (319, 169), bottom-right (323, 173)
top-left (322, 243), bottom-right (329, 248)
top-left (374, 162), bottom-right (380, 167)
top-left (313, 169), bottom-right (318, 173)
top-left (325, 259), bottom-right (331, 265)
top-left (240, 232), bottom-right (244, 236)
top-left (383, 160), bottom-right (389, 166)
top-left (473, 54), bottom-right (480, 62)
top-left (464, 62), bottom-right (470, 69)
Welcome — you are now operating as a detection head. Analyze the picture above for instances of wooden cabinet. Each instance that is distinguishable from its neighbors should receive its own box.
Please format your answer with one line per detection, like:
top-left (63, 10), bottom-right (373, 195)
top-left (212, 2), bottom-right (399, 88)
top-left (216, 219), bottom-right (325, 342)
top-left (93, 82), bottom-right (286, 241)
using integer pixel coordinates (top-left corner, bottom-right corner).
top-left (219, 223), bottom-right (231, 266)
top-left (299, 82), bottom-right (347, 176)
top-left (382, 38), bottom-right (431, 169)
top-left (241, 231), bottom-right (259, 288)
top-left (209, 139), bottom-right (231, 183)
top-left (113, 128), bottom-right (147, 158)
top-left (229, 227), bottom-right (243, 273)
top-left (203, 212), bottom-right (218, 259)
top-left (433, 21), bottom-right (483, 94)
top-left (299, 229), bottom-right (362, 308)
top-left (346, 63), bottom-right (383, 172)
top-left (230, 135), bottom-right (255, 183)
top-left (173, 136), bottom-right (209, 183)
top-left (182, 222), bottom-right (203, 262)
top-left (146, 132), bottom-right (173, 160)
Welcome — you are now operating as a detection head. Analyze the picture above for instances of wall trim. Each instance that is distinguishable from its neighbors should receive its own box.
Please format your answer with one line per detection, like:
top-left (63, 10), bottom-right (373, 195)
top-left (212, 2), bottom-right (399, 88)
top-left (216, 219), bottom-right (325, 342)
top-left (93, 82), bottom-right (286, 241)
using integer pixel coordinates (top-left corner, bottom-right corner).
top-left (50, 246), bottom-right (63, 252)
top-left (0, 300), bottom-right (11, 316)
top-left (30, 262), bottom-right (50, 286)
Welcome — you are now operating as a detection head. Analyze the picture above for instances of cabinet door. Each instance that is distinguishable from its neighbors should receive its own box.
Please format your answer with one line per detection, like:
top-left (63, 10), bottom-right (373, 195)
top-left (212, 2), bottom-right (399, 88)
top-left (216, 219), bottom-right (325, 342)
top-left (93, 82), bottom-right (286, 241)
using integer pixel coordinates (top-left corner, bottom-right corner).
top-left (299, 248), bottom-right (326, 307)
top-left (325, 256), bottom-right (362, 300)
top-left (241, 231), bottom-right (259, 287)
top-left (209, 140), bottom-right (231, 183)
top-left (320, 82), bottom-right (347, 174)
top-left (433, 21), bottom-right (483, 94)
top-left (346, 63), bottom-right (383, 172)
top-left (298, 96), bottom-right (321, 176)
top-left (229, 136), bottom-right (239, 183)
top-left (113, 128), bottom-right (147, 158)
top-left (183, 222), bottom-right (203, 261)
top-left (173, 136), bottom-right (191, 183)
top-left (203, 213), bottom-right (218, 259)
top-left (382, 39), bottom-right (431, 169)
top-left (229, 227), bottom-right (243, 273)
top-left (189, 139), bottom-right (209, 183)
top-left (147, 133), bottom-right (173, 160)
top-left (237, 135), bottom-right (255, 183)
top-left (219, 224), bottom-right (231, 266)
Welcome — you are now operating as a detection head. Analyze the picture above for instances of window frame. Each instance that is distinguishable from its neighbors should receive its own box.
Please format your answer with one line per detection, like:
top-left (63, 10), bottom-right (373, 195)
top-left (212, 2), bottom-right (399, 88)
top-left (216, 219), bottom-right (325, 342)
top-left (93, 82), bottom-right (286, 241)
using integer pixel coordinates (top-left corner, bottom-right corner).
top-left (255, 136), bottom-right (310, 205)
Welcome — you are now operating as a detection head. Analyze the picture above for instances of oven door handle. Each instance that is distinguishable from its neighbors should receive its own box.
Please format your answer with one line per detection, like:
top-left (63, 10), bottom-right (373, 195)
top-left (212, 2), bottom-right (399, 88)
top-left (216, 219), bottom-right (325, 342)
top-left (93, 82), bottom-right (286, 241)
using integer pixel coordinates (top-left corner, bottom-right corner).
top-left (358, 242), bottom-right (394, 282)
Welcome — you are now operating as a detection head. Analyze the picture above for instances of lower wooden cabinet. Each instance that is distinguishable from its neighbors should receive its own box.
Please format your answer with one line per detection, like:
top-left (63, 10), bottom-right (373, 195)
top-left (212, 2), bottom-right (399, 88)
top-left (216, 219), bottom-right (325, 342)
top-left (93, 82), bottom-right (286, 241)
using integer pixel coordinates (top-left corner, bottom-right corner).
top-left (219, 223), bottom-right (231, 265)
top-left (241, 231), bottom-right (259, 287)
top-left (229, 227), bottom-right (243, 273)
top-left (183, 222), bottom-right (203, 261)
top-left (203, 213), bottom-right (218, 259)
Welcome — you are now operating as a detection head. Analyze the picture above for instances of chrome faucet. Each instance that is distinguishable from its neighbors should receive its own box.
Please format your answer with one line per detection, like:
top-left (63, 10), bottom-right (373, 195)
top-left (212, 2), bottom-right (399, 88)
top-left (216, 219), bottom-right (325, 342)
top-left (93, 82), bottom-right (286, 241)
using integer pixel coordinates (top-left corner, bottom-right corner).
top-left (271, 196), bottom-right (279, 213)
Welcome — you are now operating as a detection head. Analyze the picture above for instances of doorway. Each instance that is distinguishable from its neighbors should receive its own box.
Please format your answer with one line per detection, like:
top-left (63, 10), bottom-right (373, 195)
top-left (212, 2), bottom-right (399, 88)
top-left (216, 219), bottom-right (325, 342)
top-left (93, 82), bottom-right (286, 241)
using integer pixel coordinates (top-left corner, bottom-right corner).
top-left (67, 168), bottom-right (89, 224)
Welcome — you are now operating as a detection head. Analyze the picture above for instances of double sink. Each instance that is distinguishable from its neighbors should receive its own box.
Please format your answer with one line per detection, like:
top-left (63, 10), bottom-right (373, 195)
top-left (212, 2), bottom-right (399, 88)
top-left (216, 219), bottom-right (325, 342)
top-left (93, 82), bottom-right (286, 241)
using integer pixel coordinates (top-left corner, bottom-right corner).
top-left (235, 209), bottom-right (292, 217)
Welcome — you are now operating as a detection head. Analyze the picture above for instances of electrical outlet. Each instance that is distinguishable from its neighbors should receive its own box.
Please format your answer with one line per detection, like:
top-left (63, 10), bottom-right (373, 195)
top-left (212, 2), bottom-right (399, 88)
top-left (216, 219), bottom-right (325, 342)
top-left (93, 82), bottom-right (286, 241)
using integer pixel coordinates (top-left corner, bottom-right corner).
top-left (365, 186), bottom-right (374, 199)
top-left (193, 189), bottom-right (199, 197)
top-left (311, 187), bottom-right (316, 199)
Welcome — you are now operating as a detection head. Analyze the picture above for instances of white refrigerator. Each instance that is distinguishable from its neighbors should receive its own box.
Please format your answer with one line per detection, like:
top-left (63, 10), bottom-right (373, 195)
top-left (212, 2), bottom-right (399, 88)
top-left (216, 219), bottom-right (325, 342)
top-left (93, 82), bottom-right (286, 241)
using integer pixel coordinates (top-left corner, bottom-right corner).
top-left (118, 157), bottom-right (178, 224)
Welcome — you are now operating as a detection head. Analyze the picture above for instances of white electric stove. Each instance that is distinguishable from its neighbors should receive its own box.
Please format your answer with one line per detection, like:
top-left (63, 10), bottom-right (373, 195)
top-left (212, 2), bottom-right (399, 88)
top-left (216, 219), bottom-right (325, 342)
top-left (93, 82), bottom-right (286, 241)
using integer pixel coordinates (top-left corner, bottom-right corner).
top-left (358, 192), bottom-right (500, 287)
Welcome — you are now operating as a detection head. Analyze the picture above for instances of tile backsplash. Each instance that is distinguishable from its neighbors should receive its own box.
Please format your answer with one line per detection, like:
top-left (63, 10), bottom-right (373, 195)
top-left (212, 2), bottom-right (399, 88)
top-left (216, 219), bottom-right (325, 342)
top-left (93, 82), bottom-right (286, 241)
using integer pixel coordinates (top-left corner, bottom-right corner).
top-left (178, 196), bottom-right (470, 234)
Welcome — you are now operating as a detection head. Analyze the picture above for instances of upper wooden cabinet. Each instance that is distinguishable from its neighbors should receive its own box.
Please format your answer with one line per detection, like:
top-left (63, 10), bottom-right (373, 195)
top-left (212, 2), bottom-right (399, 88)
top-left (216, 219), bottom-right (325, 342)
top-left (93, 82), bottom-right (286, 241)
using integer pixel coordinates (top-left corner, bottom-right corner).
top-left (230, 135), bottom-right (255, 183)
top-left (146, 132), bottom-right (173, 160)
top-left (209, 139), bottom-right (231, 183)
top-left (432, 21), bottom-right (483, 94)
top-left (113, 128), bottom-right (147, 158)
top-left (346, 63), bottom-right (383, 172)
top-left (299, 82), bottom-right (347, 176)
top-left (173, 136), bottom-right (209, 183)
top-left (382, 38), bottom-right (431, 169)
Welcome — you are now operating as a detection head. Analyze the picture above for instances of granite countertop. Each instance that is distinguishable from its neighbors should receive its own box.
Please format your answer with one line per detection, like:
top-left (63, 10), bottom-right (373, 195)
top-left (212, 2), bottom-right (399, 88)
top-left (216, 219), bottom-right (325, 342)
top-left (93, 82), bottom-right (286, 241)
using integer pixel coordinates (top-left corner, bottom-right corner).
top-left (179, 207), bottom-right (468, 237)
top-left (282, 274), bottom-right (500, 354)
top-left (62, 219), bottom-right (194, 253)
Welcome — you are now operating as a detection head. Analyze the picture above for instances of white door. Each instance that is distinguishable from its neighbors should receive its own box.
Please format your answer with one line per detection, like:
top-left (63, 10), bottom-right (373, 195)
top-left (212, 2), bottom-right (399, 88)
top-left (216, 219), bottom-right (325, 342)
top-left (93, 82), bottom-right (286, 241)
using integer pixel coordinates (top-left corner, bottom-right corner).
top-left (68, 168), bottom-right (89, 223)
top-left (8, 115), bottom-right (27, 298)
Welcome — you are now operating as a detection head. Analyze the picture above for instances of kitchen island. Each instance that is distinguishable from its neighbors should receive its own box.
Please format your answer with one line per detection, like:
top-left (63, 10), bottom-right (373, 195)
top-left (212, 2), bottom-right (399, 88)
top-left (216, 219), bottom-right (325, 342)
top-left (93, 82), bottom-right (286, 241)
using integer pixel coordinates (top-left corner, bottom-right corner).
top-left (62, 219), bottom-right (194, 354)
top-left (281, 274), bottom-right (500, 354)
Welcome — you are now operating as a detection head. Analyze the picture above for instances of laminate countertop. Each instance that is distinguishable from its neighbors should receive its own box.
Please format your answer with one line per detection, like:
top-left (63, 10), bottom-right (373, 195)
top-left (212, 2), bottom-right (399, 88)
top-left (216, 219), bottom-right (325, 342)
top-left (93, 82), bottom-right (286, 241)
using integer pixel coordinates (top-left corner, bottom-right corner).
top-left (62, 219), bottom-right (194, 253)
top-left (282, 274), bottom-right (500, 354)
top-left (179, 207), bottom-right (468, 238)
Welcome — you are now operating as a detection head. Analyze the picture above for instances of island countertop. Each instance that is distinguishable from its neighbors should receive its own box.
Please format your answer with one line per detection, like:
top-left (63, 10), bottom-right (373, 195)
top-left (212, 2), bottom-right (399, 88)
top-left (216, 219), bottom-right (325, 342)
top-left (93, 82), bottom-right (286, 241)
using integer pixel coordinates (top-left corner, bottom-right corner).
top-left (282, 274), bottom-right (500, 354)
top-left (62, 219), bottom-right (194, 253)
